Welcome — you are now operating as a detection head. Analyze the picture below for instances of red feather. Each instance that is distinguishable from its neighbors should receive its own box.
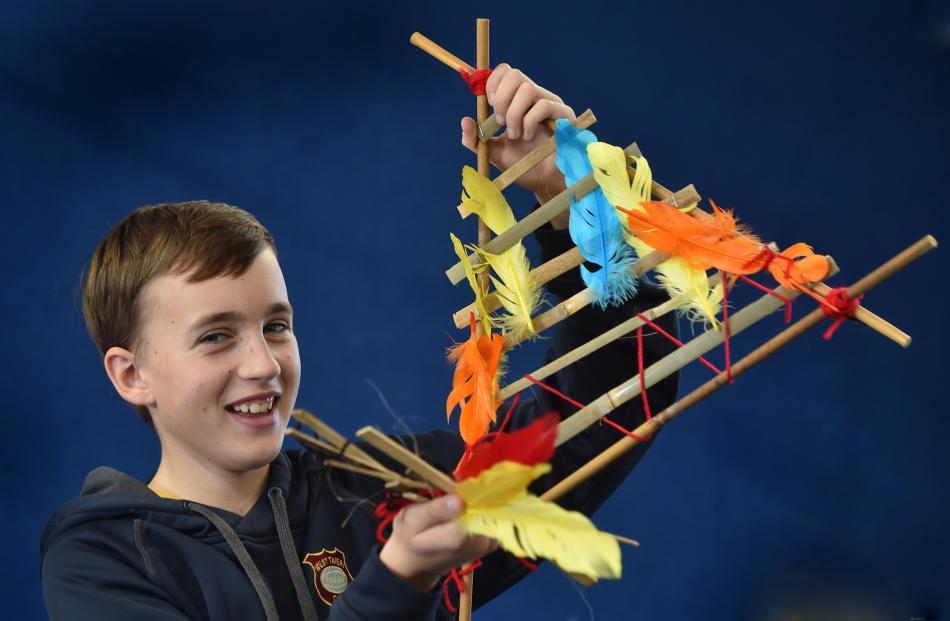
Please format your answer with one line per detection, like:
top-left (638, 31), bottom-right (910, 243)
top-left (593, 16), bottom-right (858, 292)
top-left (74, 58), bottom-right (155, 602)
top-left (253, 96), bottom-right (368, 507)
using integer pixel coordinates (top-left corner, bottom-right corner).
top-left (453, 412), bottom-right (559, 481)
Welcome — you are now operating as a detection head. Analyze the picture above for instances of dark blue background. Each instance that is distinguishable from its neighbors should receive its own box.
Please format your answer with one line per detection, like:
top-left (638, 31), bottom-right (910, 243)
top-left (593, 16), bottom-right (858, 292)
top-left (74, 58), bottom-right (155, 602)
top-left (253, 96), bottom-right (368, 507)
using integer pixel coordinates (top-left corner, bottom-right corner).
top-left (3, 2), bottom-right (948, 619)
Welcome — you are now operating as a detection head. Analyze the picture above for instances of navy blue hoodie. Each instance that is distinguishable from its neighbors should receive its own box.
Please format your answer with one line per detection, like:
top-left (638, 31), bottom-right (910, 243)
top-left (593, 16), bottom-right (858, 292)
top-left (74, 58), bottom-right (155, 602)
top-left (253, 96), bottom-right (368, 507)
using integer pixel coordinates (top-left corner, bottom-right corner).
top-left (40, 227), bottom-right (680, 620)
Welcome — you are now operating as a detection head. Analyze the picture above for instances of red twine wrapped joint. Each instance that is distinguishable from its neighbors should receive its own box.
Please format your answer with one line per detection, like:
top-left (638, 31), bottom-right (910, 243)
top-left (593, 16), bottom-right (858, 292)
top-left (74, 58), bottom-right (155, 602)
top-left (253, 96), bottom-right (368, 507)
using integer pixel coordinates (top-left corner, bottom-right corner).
top-left (459, 68), bottom-right (491, 96)
top-left (373, 489), bottom-right (440, 544)
top-left (442, 559), bottom-right (483, 613)
top-left (820, 287), bottom-right (863, 340)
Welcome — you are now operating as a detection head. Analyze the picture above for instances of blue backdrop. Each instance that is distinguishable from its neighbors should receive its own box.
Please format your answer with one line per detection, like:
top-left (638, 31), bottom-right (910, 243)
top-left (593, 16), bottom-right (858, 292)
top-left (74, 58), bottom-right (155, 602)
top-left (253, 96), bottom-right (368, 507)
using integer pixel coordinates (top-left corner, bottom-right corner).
top-left (3, 2), bottom-right (948, 619)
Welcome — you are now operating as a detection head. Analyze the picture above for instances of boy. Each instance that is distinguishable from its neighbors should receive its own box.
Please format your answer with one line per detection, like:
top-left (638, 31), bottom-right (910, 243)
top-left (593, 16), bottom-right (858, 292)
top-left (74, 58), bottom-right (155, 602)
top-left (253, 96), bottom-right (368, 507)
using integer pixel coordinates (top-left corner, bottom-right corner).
top-left (41, 66), bottom-right (679, 620)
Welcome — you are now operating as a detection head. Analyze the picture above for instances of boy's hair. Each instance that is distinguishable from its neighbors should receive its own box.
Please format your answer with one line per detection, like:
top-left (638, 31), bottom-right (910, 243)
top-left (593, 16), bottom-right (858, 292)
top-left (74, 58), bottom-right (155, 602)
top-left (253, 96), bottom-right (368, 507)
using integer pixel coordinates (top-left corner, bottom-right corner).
top-left (82, 201), bottom-right (275, 424)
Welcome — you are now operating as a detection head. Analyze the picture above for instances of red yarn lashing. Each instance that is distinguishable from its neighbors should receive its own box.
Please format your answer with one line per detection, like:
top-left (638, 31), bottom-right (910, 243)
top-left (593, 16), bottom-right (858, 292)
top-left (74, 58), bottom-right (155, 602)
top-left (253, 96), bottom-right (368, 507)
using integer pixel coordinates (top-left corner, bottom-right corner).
top-left (442, 559), bottom-right (483, 613)
top-left (459, 68), bottom-right (491, 96)
top-left (635, 312), bottom-right (723, 375)
top-left (524, 374), bottom-right (586, 410)
top-left (820, 287), bottom-right (863, 340)
top-left (374, 490), bottom-right (440, 544)
top-left (720, 271), bottom-right (734, 383)
top-left (737, 274), bottom-right (794, 324)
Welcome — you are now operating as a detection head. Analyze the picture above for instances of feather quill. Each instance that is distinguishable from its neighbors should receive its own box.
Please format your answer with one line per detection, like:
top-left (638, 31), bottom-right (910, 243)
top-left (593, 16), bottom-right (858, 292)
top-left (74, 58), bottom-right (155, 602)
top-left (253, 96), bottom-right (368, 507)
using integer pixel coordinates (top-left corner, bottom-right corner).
top-left (554, 120), bottom-right (638, 308)
top-left (586, 141), bottom-right (723, 327)
top-left (460, 166), bottom-right (543, 342)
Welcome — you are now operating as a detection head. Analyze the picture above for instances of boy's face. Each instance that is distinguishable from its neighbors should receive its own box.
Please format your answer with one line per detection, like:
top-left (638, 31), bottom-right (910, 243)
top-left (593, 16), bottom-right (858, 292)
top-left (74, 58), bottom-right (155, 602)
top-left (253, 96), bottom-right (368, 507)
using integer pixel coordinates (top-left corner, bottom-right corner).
top-left (134, 249), bottom-right (300, 473)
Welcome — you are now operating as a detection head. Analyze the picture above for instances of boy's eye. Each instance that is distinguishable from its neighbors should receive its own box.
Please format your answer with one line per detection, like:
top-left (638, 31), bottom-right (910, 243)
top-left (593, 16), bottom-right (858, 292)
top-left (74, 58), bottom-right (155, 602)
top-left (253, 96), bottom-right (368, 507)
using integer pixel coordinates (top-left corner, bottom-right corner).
top-left (265, 321), bottom-right (290, 334)
top-left (199, 332), bottom-right (228, 344)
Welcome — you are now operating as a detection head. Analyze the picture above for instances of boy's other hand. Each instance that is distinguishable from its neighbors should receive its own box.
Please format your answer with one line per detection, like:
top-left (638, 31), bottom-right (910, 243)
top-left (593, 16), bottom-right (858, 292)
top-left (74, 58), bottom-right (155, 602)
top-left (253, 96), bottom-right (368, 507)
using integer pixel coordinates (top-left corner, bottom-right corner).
top-left (378, 494), bottom-right (497, 591)
top-left (460, 63), bottom-right (573, 209)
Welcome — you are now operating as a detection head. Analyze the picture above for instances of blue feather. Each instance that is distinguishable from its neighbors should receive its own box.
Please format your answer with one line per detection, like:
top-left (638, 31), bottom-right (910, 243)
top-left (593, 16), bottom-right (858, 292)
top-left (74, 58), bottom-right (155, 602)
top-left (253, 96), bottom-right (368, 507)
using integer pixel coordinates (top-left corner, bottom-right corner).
top-left (554, 119), bottom-right (638, 308)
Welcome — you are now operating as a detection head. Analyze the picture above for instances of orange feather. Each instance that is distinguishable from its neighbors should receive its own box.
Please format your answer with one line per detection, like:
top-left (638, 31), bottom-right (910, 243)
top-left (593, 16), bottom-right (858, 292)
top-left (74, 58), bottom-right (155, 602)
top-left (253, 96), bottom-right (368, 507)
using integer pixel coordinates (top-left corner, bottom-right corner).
top-left (446, 315), bottom-right (505, 445)
top-left (622, 200), bottom-right (767, 274)
top-left (767, 242), bottom-right (830, 292)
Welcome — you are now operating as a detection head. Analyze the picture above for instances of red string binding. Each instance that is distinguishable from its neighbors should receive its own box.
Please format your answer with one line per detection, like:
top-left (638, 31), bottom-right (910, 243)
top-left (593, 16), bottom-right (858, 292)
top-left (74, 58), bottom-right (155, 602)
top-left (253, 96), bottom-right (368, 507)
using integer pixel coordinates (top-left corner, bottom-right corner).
top-left (442, 559), bottom-right (483, 613)
top-left (720, 272), bottom-right (734, 383)
top-left (737, 274), bottom-right (794, 324)
top-left (820, 287), bottom-right (863, 340)
top-left (459, 68), bottom-right (491, 96)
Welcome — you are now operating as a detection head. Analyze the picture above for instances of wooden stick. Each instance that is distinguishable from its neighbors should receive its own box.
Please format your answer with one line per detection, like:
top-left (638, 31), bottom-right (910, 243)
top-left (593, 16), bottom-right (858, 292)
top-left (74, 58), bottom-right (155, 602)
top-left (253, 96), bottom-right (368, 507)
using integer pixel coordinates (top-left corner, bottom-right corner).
top-left (553, 272), bottom-right (830, 446)
top-left (409, 31), bottom-right (557, 142)
top-left (542, 235), bottom-right (937, 501)
top-left (355, 427), bottom-right (458, 493)
top-left (291, 410), bottom-right (393, 474)
top-left (285, 428), bottom-right (411, 485)
top-left (451, 183), bottom-right (701, 329)
top-left (460, 21), bottom-right (491, 621)
top-left (445, 147), bottom-right (696, 285)
top-left (456, 109), bottom-right (598, 218)
top-left (810, 281), bottom-right (911, 347)
top-left (322, 459), bottom-right (429, 490)
top-left (498, 273), bottom-right (719, 400)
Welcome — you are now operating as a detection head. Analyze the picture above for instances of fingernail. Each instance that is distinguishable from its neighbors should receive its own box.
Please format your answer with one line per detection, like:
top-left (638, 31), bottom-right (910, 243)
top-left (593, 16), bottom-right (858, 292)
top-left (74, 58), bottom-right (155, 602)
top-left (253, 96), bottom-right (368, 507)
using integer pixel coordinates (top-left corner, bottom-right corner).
top-left (487, 92), bottom-right (494, 105)
top-left (446, 495), bottom-right (462, 514)
top-left (507, 128), bottom-right (518, 139)
top-left (495, 113), bottom-right (505, 125)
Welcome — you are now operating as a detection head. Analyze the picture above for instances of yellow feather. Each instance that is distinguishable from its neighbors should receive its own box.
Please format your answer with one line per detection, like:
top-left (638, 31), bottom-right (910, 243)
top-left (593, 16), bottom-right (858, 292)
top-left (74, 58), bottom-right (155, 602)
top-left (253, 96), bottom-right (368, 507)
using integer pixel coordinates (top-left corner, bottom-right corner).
top-left (460, 166), bottom-right (543, 342)
top-left (587, 143), bottom-right (722, 326)
top-left (456, 461), bottom-right (622, 581)
top-left (450, 233), bottom-right (492, 336)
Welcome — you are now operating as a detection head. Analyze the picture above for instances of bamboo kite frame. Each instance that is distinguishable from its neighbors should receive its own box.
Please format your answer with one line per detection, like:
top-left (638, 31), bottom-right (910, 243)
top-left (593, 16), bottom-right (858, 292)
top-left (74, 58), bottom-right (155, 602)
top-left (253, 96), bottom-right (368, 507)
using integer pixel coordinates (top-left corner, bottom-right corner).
top-left (285, 24), bottom-right (943, 621)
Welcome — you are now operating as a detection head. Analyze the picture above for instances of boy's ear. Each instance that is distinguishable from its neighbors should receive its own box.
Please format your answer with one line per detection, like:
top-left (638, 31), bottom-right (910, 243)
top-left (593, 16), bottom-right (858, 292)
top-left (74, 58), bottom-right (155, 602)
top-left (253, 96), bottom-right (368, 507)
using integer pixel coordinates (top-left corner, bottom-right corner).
top-left (103, 346), bottom-right (155, 408)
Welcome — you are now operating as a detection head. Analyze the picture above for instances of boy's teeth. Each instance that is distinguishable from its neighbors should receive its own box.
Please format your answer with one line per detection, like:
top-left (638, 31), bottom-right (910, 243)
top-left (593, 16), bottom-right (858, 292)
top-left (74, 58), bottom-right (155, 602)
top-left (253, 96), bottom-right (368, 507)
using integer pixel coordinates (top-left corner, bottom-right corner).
top-left (233, 397), bottom-right (275, 414)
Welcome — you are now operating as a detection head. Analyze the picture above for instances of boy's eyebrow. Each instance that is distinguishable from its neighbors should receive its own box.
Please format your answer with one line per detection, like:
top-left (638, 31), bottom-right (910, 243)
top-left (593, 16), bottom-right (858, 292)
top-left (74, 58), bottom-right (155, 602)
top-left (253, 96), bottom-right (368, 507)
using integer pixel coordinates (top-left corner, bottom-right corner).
top-left (188, 302), bottom-right (293, 333)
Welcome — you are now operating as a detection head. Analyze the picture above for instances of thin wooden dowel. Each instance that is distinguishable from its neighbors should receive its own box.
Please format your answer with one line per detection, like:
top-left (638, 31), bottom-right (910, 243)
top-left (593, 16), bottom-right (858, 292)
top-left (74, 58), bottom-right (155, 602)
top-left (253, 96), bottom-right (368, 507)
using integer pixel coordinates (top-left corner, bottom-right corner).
top-left (445, 147), bottom-right (698, 285)
top-left (810, 281), bottom-right (911, 347)
top-left (356, 427), bottom-right (458, 494)
top-left (497, 273), bottom-right (719, 401)
top-left (285, 428), bottom-right (409, 484)
top-left (291, 410), bottom-right (392, 474)
top-left (541, 235), bottom-right (937, 502)
top-left (457, 109), bottom-right (598, 218)
top-left (322, 459), bottom-right (429, 490)
top-left (501, 247), bottom-right (671, 350)
top-left (553, 274), bottom-right (827, 446)
top-left (450, 185), bottom-right (699, 329)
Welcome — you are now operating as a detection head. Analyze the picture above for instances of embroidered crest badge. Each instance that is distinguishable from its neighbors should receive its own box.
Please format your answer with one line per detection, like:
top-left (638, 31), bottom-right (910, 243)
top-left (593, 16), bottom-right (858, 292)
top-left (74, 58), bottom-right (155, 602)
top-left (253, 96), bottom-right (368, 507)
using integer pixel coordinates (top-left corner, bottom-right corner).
top-left (302, 548), bottom-right (355, 605)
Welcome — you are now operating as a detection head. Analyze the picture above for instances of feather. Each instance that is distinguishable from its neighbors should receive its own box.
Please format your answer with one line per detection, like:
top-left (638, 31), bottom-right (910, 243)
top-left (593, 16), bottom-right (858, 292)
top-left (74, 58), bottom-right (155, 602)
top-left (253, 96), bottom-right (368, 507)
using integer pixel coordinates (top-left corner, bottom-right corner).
top-left (553, 120), bottom-right (638, 308)
top-left (456, 460), bottom-right (621, 581)
top-left (623, 199), bottom-right (765, 274)
top-left (450, 233), bottom-right (492, 337)
top-left (445, 315), bottom-right (504, 445)
top-left (767, 242), bottom-right (831, 291)
top-left (586, 141), bottom-right (723, 326)
top-left (460, 166), bottom-right (543, 341)
top-left (453, 412), bottom-right (558, 480)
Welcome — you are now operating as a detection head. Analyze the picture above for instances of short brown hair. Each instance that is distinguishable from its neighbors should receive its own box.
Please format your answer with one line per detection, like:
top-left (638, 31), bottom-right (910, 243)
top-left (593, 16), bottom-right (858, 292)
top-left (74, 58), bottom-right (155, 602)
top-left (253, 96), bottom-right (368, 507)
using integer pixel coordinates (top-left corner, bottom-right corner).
top-left (82, 201), bottom-right (275, 424)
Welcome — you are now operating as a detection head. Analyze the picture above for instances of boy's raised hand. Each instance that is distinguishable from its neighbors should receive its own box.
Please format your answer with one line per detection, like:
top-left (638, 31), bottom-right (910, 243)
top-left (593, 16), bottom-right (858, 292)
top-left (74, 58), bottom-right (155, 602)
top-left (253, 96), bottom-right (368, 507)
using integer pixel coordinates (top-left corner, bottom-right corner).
top-left (460, 63), bottom-right (574, 205)
top-left (378, 494), bottom-right (497, 591)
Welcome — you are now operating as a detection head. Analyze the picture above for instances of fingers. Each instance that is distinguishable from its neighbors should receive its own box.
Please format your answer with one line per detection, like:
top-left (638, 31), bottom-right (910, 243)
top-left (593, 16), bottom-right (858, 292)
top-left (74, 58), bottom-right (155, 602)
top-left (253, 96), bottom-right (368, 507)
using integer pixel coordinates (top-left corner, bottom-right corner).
top-left (522, 100), bottom-right (576, 141)
top-left (397, 494), bottom-right (464, 535)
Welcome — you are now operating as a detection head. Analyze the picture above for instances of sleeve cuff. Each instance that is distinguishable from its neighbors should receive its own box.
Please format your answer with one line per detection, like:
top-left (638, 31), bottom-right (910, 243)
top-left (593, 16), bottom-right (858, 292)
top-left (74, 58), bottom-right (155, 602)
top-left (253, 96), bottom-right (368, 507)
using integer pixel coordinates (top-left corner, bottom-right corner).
top-left (331, 546), bottom-right (440, 621)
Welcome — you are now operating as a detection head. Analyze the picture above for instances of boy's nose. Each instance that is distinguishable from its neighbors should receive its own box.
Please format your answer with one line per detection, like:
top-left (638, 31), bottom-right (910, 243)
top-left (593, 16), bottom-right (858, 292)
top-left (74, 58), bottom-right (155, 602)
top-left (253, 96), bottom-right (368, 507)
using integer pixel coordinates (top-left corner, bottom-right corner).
top-left (237, 337), bottom-right (282, 380)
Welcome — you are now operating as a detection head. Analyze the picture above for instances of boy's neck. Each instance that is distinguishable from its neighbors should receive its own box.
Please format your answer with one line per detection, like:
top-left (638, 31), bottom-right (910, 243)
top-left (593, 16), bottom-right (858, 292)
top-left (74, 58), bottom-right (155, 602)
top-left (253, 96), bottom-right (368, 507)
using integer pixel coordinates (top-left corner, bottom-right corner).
top-left (149, 452), bottom-right (271, 517)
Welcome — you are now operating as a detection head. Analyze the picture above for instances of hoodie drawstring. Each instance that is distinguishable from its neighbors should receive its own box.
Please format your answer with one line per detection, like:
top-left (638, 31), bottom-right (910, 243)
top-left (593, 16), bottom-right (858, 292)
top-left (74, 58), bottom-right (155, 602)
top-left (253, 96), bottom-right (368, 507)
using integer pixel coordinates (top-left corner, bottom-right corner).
top-left (268, 487), bottom-right (320, 621)
top-left (186, 502), bottom-right (280, 621)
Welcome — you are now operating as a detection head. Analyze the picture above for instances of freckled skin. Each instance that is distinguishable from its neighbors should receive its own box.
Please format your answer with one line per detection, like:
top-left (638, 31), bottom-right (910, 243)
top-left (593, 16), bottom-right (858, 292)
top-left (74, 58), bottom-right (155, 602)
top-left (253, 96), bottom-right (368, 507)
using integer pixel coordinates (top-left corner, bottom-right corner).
top-left (133, 249), bottom-right (301, 494)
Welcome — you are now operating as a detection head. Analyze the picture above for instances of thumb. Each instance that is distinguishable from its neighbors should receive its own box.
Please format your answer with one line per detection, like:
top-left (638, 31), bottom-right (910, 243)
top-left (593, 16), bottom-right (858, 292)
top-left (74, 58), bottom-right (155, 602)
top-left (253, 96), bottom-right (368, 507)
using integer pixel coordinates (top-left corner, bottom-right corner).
top-left (460, 117), bottom-right (478, 154)
top-left (401, 494), bottom-right (465, 535)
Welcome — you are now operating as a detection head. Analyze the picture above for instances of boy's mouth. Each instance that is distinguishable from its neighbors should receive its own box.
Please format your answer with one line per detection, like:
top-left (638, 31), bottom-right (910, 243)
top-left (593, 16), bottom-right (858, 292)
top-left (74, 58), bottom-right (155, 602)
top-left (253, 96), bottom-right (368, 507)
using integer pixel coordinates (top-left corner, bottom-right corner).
top-left (225, 394), bottom-right (279, 416)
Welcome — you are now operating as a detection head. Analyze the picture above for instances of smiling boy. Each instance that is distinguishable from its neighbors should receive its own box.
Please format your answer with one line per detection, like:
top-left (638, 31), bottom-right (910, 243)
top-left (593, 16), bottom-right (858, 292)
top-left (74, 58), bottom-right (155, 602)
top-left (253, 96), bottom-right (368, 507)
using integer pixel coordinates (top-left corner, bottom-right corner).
top-left (41, 67), bottom-right (680, 620)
